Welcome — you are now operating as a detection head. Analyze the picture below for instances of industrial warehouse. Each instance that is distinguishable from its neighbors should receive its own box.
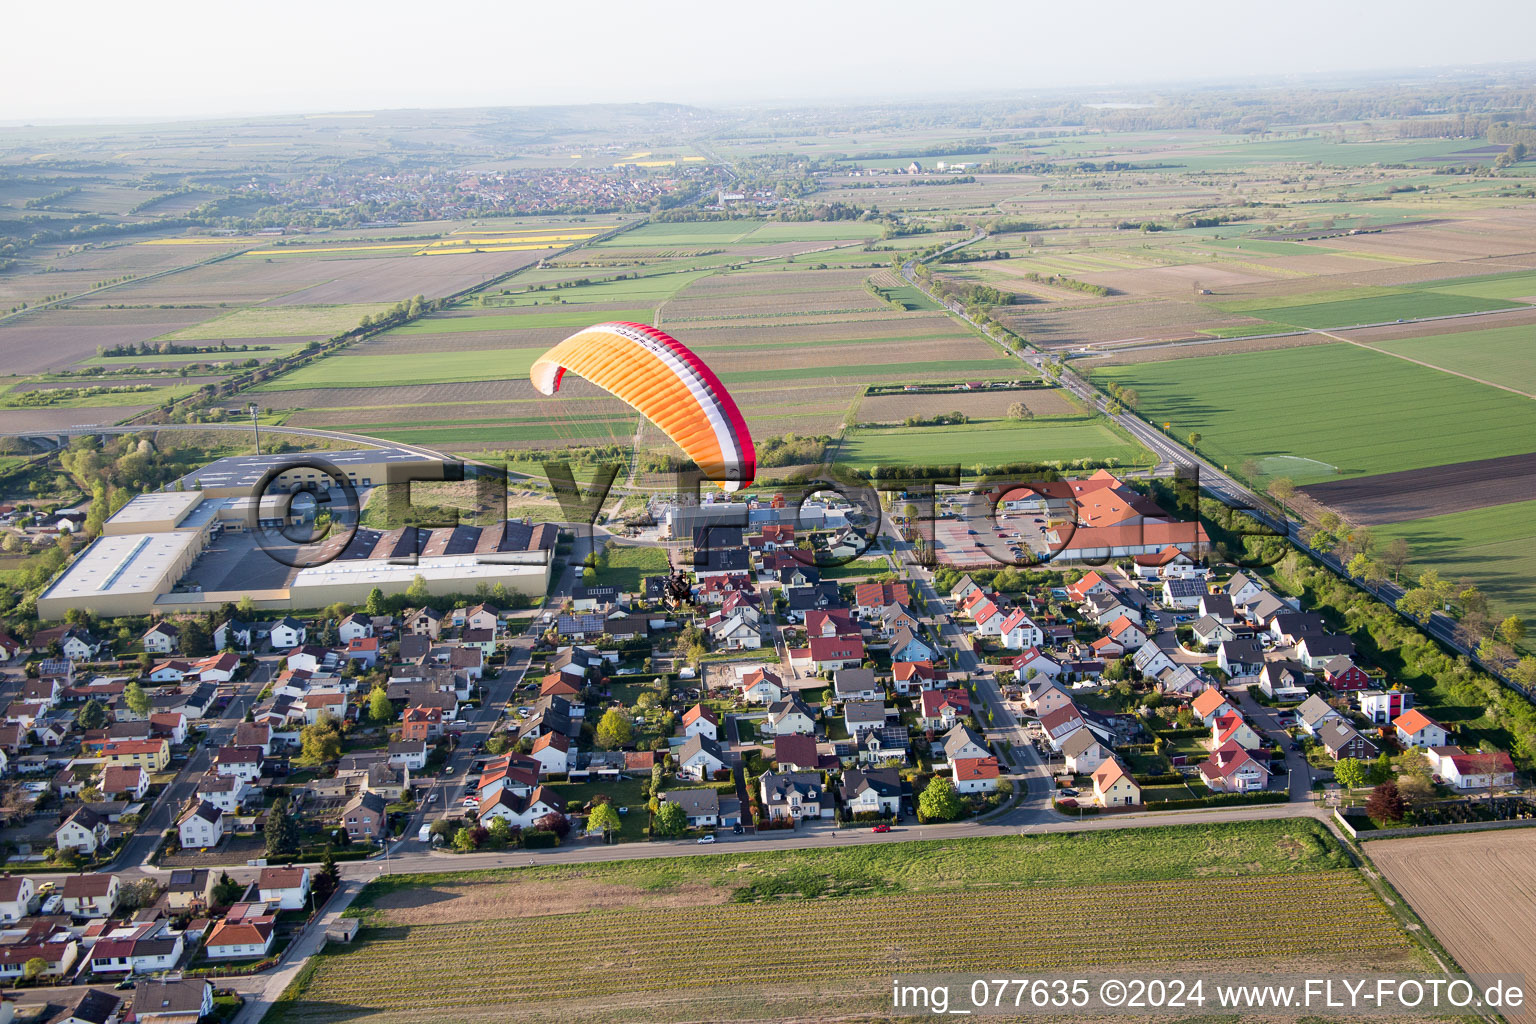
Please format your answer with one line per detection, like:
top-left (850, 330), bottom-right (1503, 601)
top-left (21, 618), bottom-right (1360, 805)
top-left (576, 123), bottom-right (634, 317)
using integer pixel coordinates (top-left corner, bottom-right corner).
top-left (35, 451), bottom-right (553, 620)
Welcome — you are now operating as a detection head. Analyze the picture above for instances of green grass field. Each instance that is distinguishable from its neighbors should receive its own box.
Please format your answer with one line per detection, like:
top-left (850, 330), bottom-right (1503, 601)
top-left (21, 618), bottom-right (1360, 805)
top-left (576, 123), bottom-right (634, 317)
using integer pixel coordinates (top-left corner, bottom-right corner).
top-left (722, 358), bottom-right (1019, 385)
top-left (1095, 344), bottom-right (1536, 483)
top-left (1367, 323), bottom-right (1536, 393)
top-left (251, 350), bottom-right (534, 391)
top-left (1229, 291), bottom-right (1521, 330)
top-left (161, 304), bottom-right (395, 341)
top-left (835, 415), bottom-right (1151, 469)
top-left (591, 542), bottom-right (671, 593)
top-left (1373, 500), bottom-right (1536, 625)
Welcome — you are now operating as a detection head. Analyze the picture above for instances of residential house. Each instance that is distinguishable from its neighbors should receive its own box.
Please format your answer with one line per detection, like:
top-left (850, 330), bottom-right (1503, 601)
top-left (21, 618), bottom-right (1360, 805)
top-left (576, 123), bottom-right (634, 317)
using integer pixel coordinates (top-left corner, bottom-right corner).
top-left (0, 939), bottom-right (80, 980)
top-left (132, 979), bottom-right (215, 1023)
top-left (477, 785), bottom-right (564, 829)
top-left (403, 606), bottom-right (443, 639)
top-left (853, 581), bottom-right (909, 617)
top-left (203, 916), bottom-right (275, 960)
top-left (99, 765), bottom-right (148, 800)
top-left (1091, 758), bottom-right (1141, 807)
top-left (0, 876), bottom-right (33, 923)
top-left (1217, 639), bottom-right (1264, 679)
top-left (739, 667), bottom-right (785, 704)
top-left (832, 668), bottom-right (881, 702)
top-left (345, 637), bottom-right (379, 668)
top-left (338, 613), bottom-right (374, 643)
top-left (663, 788), bottom-right (720, 828)
top-left (682, 703), bottom-right (719, 742)
top-left (1038, 704), bottom-right (1087, 750)
top-left (1434, 748), bottom-right (1517, 790)
top-left (804, 636), bottom-right (864, 673)
top-left (213, 745), bottom-right (263, 782)
top-left (889, 626), bottom-right (939, 664)
top-left (1211, 711), bottom-right (1264, 751)
top-left (61, 873), bottom-right (120, 917)
top-left (1065, 571), bottom-right (1115, 604)
top-left (1295, 694), bottom-right (1345, 738)
top-left (1322, 656), bottom-right (1372, 692)
top-left (892, 660), bottom-right (940, 694)
top-left (177, 801), bottom-right (225, 850)
top-left (677, 734), bottom-right (725, 780)
top-left (164, 869), bottom-right (214, 913)
top-left (759, 771), bottom-right (827, 821)
top-left (1023, 680), bottom-right (1075, 717)
top-left (1198, 594), bottom-right (1237, 624)
top-left (196, 773), bottom-right (250, 814)
top-left (843, 699), bottom-right (887, 737)
top-left (1133, 643), bottom-right (1175, 681)
top-left (257, 867), bottom-right (310, 910)
top-left (1296, 635), bottom-right (1356, 671)
top-left (1105, 615), bottom-right (1147, 652)
top-left (57, 806), bottom-right (111, 855)
top-left (805, 608), bottom-right (859, 639)
top-left (951, 756), bottom-right (1001, 794)
top-left (1161, 577), bottom-right (1208, 609)
top-left (1192, 615), bottom-right (1236, 648)
top-left (401, 705), bottom-right (444, 743)
top-left (1316, 720), bottom-right (1378, 761)
top-left (1393, 709), bottom-right (1449, 750)
top-left (840, 766), bottom-right (902, 816)
top-left (1225, 572), bottom-right (1264, 606)
top-left (1200, 742), bottom-right (1271, 793)
top-left (919, 689), bottom-right (970, 732)
top-left (529, 731), bottom-right (570, 775)
top-left (708, 608), bottom-right (763, 650)
top-left (269, 617), bottom-right (306, 649)
top-left (341, 791), bottom-right (387, 841)
top-left (387, 739), bottom-right (428, 771)
top-left (1061, 728), bottom-right (1110, 774)
top-left (1359, 688), bottom-right (1413, 725)
top-left (1258, 660), bottom-right (1310, 701)
top-left (214, 619), bottom-right (253, 651)
top-left (766, 696), bottom-right (817, 737)
top-left (141, 622), bottom-right (181, 655)
top-left (147, 660), bottom-right (190, 684)
top-left (1011, 647), bottom-right (1061, 683)
top-left (941, 723), bottom-right (990, 764)
top-left (999, 608), bottom-right (1044, 651)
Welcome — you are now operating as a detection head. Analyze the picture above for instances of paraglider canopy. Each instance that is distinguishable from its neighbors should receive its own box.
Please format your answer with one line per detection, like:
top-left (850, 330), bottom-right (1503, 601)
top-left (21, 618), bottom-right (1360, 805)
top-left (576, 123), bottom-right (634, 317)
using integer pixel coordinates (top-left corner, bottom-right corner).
top-left (530, 321), bottom-right (755, 491)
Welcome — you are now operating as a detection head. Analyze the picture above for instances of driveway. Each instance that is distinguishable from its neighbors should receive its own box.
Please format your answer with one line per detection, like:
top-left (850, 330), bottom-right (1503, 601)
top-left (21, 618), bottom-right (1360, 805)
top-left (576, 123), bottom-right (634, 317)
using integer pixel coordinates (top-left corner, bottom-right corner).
top-left (1231, 684), bottom-right (1314, 800)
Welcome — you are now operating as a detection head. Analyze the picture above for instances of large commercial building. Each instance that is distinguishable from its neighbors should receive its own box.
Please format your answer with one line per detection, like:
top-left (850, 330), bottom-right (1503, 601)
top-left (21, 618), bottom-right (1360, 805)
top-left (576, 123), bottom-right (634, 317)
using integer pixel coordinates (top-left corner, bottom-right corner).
top-left (179, 446), bottom-right (445, 498)
top-left (37, 484), bottom-right (554, 620)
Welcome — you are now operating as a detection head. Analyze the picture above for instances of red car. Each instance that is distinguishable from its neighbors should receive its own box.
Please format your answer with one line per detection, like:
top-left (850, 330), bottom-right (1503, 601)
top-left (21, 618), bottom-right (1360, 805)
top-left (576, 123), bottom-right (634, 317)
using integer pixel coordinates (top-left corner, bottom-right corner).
top-left (872, 824), bottom-right (892, 833)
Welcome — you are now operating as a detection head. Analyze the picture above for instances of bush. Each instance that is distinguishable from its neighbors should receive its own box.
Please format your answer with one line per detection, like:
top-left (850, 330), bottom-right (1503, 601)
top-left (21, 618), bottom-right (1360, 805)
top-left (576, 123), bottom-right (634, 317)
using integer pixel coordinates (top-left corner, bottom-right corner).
top-left (1151, 791), bottom-right (1289, 812)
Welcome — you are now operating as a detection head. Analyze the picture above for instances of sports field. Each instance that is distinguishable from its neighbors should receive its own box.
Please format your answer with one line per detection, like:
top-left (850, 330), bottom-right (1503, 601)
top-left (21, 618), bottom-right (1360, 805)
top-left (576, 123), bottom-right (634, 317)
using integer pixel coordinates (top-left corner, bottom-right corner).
top-left (1094, 344), bottom-right (1536, 484)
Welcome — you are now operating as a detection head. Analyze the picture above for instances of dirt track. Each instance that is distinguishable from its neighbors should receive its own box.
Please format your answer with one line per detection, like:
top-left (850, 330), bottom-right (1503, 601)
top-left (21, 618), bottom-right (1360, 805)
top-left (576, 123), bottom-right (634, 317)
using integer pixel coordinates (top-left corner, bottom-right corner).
top-left (1367, 830), bottom-right (1536, 1024)
top-left (1300, 452), bottom-right (1536, 525)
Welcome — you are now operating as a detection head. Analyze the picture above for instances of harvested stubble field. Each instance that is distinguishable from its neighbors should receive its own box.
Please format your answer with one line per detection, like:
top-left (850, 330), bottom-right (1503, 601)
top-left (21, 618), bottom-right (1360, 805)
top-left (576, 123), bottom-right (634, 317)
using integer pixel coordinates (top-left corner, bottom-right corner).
top-left (1368, 830), bottom-right (1536, 1024)
top-left (161, 304), bottom-right (394, 341)
top-left (837, 415), bottom-right (1149, 468)
top-left (272, 822), bottom-right (1415, 1024)
top-left (998, 298), bottom-right (1267, 348)
top-left (1077, 332), bottom-right (1331, 366)
top-left (857, 387), bottom-right (1079, 424)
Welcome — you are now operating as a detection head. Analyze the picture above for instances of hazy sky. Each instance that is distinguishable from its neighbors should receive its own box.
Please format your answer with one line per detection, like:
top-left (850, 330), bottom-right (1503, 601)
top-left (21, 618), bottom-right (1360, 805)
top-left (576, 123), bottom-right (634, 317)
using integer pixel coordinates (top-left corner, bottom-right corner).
top-left (7, 0), bottom-right (1536, 122)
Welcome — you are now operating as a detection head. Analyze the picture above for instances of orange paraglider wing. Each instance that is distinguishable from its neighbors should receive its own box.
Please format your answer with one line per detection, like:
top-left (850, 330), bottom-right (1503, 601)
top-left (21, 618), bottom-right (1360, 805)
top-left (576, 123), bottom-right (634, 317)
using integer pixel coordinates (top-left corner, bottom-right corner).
top-left (530, 321), bottom-right (755, 490)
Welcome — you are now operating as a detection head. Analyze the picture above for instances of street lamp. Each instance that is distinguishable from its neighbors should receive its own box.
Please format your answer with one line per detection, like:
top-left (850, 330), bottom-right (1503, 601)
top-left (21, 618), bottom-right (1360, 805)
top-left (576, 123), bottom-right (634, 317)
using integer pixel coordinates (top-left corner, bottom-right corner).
top-left (248, 403), bottom-right (262, 456)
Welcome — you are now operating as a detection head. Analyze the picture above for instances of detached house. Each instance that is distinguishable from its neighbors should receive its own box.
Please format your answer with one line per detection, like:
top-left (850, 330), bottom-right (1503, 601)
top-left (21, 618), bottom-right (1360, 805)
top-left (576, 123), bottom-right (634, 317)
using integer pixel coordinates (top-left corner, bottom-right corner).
top-left (257, 867), bottom-right (311, 910)
top-left (61, 872), bottom-right (120, 917)
top-left (740, 667), bottom-right (786, 704)
top-left (678, 734), bottom-right (726, 780)
top-left (269, 617), bottom-right (306, 650)
top-left (1316, 721), bottom-right (1378, 762)
top-left (951, 756), bottom-right (1001, 794)
top-left (765, 697), bottom-right (817, 736)
top-left (682, 703), bottom-right (719, 742)
top-left (1091, 758), bottom-right (1141, 807)
top-left (1393, 709), bottom-right (1448, 750)
top-left (141, 621), bottom-right (180, 655)
top-left (57, 806), bottom-right (110, 854)
top-left (841, 766), bottom-right (902, 816)
top-left (1200, 742), bottom-right (1271, 793)
top-left (759, 771), bottom-right (827, 821)
top-left (177, 800), bottom-right (225, 850)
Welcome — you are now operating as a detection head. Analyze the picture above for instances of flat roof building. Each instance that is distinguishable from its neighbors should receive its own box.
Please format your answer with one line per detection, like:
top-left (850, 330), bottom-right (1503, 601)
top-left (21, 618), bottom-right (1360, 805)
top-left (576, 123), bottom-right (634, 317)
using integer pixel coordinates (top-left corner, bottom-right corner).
top-left (179, 447), bottom-right (444, 498)
top-left (289, 555), bottom-right (549, 607)
top-left (102, 491), bottom-right (205, 535)
top-left (37, 530), bottom-right (205, 620)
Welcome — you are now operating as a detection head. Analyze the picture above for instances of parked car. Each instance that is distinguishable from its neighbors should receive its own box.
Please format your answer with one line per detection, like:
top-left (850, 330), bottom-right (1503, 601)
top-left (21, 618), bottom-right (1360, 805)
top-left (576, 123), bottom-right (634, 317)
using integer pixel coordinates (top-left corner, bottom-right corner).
top-left (872, 823), bottom-right (891, 833)
top-left (426, 793), bottom-right (438, 804)
top-left (696, 834), bottom-right (716, 844)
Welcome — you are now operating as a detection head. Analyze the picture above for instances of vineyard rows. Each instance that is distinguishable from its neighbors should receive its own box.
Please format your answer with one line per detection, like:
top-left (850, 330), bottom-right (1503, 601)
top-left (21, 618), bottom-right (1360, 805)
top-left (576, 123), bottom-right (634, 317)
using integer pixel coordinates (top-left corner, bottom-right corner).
top-left (272, 871), bottom-right (1410, 1022)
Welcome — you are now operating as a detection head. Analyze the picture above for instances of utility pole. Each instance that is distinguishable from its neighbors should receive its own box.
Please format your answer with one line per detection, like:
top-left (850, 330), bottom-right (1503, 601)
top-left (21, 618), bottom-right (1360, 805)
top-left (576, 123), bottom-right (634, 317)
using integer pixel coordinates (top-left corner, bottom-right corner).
top-left (249, 403), bottom-right (262, 456)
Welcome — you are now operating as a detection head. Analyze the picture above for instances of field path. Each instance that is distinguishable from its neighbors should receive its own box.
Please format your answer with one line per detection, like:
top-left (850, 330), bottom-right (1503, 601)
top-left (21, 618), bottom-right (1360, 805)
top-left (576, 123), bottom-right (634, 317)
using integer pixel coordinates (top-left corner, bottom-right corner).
top-left (1316, 328), bottom-right (1536, 401)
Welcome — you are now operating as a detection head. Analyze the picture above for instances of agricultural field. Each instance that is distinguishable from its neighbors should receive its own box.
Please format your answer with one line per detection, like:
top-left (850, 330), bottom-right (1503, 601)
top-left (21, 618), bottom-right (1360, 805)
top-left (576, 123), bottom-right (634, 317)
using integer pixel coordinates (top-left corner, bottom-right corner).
top-left (835, 415), bottom-right (1150, 470)
top-left (1371, 501), bottom-right (1536, 625)
top-left (1093, 344), bottom-right (1536, 485)
top-left (1368, 830), bottom-right (1536, 1024)
top-left (271, 821), bottom-right (1419, 1024)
